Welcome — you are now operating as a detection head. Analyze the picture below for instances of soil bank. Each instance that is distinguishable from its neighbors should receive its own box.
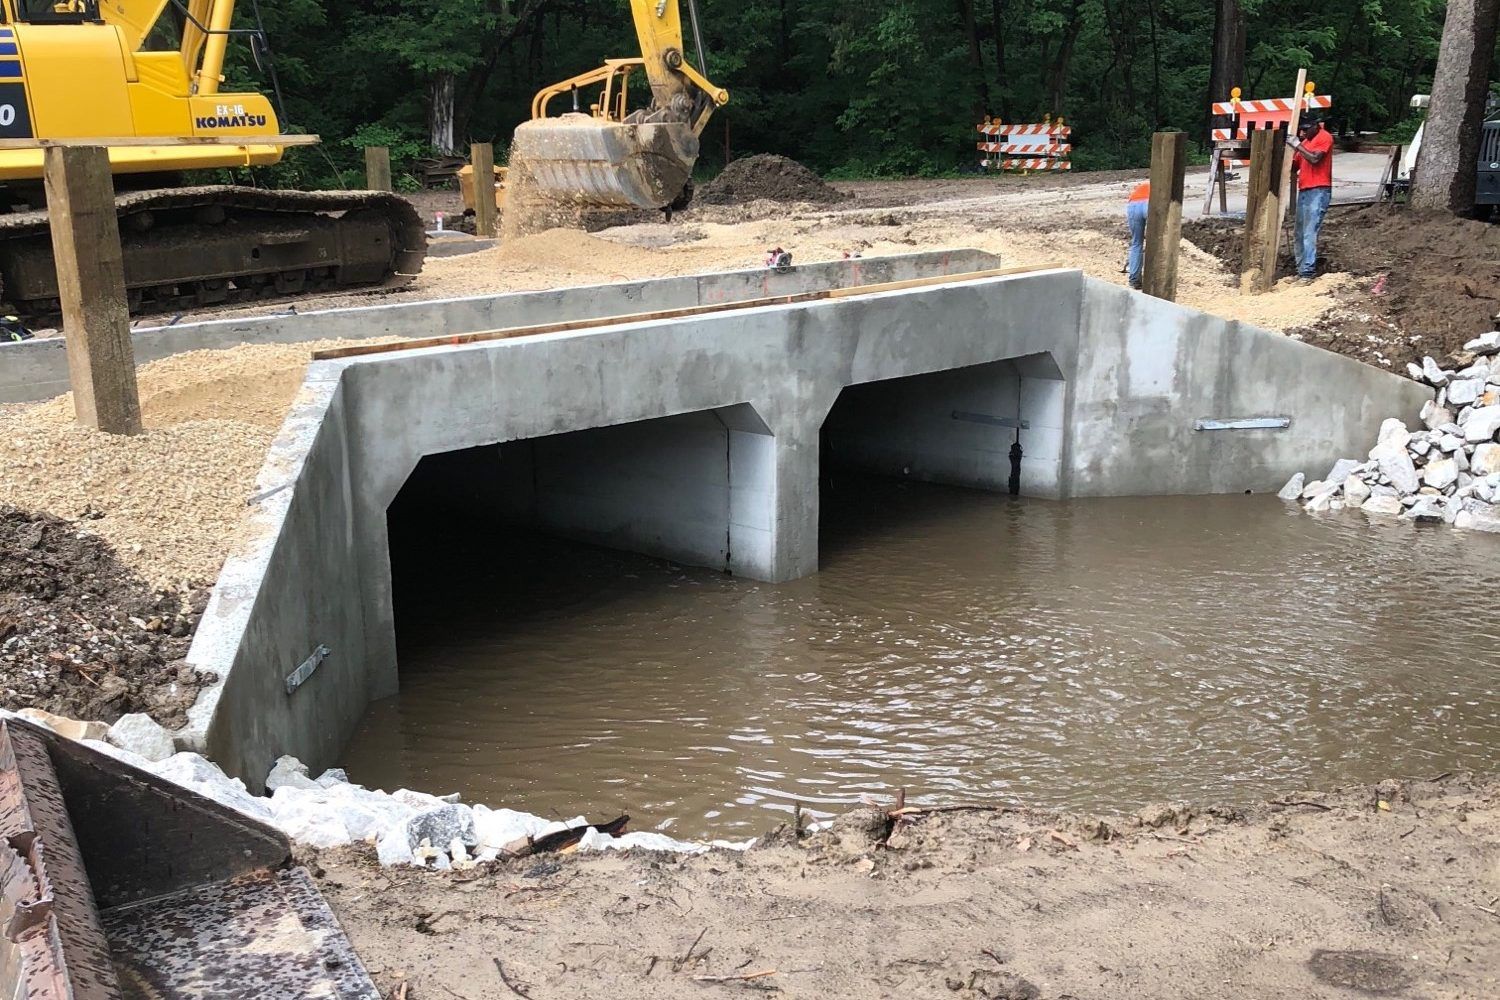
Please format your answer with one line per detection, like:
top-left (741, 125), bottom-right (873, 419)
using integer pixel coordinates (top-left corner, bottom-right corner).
top-left (318, 773), bottom-right (1500, 1000)
top-left (0, 505), bottom-right (207, 726)
top-left (1185, 205), bottom-right (1500, 371)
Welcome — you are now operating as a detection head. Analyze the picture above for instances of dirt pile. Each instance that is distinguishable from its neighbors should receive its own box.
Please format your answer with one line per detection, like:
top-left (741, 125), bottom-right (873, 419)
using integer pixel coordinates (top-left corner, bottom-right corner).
top-left (1185, 205), bottom-right (1500, 370)
top-left (0, 505), bottom-right (207, 727)
top-left (698, 154), bottom-right (848, 206)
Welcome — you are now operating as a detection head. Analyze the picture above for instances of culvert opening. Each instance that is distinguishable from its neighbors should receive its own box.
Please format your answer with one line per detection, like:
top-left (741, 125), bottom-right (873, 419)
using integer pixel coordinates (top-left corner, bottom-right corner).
top-left (818, 354), bottom-right (1065, 563)
top-left (384, 403), bottom-right (778, 667)
top-left (347, 403), bottom-right (783, 818)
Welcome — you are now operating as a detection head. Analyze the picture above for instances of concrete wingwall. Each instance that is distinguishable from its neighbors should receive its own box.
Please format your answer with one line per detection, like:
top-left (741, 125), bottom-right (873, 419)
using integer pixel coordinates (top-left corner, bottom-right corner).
top-left (184, 266), bottom-right (1428, 788)
top-left (0, 249), bottom-right (1002, 404)
top-left (1067, 280), bottom-right (1430, 496)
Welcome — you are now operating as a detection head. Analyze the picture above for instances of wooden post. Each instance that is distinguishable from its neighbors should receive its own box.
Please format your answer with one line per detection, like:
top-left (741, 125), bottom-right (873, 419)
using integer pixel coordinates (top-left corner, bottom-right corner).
top-left (1142, 131), bottom-right (1186, 301)
top-left (364, 146), bottom-right (392, 191)
top-left (1266, 68), bottom-right (1307, 277)
top-left (43, 146), bottom-right (141, 435)
top-left (470, 142), bottom-right (496, 238)
top-left (1240, 126), bottom-right (1285, 293)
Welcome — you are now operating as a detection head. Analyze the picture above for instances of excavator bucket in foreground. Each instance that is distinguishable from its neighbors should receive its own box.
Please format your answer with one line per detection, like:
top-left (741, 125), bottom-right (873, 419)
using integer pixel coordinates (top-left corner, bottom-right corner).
top-left (0, 715), bottom-right (377, 999)
top-left (510, 114), bottom-right (699, 211)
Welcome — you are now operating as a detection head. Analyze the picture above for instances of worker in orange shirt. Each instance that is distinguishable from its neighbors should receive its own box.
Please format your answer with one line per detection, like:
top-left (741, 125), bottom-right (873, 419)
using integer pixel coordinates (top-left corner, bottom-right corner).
top-left (1125, 180), bottom-right (1150, 290)
top-left (1287, 115), bottom-right (1334, 282)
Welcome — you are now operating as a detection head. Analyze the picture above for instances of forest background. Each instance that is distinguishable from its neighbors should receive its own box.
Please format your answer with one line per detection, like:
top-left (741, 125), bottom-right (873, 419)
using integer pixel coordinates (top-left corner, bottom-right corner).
top-left (223, 0), bottom-right (1485, 188)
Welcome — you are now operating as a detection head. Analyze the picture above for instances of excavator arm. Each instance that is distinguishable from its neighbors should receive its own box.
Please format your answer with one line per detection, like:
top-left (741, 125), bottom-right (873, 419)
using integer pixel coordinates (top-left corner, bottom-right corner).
top-left (508, 0), bottom-right (729, 212)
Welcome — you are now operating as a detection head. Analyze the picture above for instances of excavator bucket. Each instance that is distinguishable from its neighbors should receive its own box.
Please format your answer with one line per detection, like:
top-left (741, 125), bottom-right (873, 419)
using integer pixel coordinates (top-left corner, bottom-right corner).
top-left (510, 114), bottom-right (699, 211)
top-left (0, 715), bottom-right (377, 999)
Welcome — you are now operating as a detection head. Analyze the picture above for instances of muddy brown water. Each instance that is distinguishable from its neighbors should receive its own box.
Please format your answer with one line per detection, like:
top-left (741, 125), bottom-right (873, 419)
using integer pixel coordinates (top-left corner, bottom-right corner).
top-left (342, 478), bottom-right (1500, 839)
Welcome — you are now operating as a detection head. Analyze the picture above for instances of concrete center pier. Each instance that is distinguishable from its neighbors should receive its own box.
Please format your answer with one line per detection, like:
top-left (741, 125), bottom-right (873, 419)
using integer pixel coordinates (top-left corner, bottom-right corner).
top-left (181, 258), bottom-right (1426, 789)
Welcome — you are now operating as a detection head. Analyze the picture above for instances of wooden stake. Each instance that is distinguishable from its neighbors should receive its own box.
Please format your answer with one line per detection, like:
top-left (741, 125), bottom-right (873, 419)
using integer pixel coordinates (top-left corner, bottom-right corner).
top-left (43, 146), bottom-right (141, 435)
top-left (1267, 68), bottom-right (1308, 280)
top-left (1142, 131), bottom-right (1186, 301)
top-left (364, 146), bottom-right (391, 192)
top-left (471, 142), bottom-right (497, 238)
top-left (1240, 127), bottom-right (1285, 294)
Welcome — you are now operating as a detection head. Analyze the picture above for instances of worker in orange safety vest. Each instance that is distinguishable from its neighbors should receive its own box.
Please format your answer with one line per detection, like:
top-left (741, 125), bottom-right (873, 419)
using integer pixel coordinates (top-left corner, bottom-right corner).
top-left (1125, 181), bottom-right (1150, 290)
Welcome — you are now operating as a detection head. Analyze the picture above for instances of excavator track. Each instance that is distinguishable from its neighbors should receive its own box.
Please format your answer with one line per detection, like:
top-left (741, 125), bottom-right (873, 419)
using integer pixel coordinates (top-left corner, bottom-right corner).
top-left (0, 186), bottom-right (426, 325)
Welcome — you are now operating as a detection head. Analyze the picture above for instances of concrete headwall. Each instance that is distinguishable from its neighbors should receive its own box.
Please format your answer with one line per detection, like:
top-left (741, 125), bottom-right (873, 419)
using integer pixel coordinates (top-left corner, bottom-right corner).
top-left (185, 266), bottom-right (1428, 787)
top-left (0, 249), bottom-right (1001, 403)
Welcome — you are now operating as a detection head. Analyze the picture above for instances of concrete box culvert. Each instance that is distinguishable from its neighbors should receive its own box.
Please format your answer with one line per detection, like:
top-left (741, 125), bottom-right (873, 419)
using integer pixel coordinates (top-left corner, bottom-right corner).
top-left (182, 264), bottom-right (1428, 791)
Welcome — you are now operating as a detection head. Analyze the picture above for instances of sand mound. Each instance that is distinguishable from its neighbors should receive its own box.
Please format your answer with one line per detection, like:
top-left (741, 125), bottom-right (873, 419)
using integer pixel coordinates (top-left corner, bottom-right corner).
top-left (699, 154), bottom-right (847, 206)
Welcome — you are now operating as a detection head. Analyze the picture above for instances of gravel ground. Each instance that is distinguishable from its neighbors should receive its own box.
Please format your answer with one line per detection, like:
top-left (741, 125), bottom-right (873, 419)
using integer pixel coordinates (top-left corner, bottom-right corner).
top-left (0, 338), bottom-right (389, 588)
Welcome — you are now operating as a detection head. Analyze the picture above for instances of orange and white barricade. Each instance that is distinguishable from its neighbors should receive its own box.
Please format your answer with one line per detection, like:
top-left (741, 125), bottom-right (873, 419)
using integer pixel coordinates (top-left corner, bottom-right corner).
top-left (1203, 84), bottom-right (1332, 213)
top-left (977, 117), bottom-right (1072, 172)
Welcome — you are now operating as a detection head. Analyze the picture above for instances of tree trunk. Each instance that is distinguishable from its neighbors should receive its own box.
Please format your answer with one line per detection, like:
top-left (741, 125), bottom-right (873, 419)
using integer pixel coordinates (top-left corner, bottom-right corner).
top-left (429, 70), bottom-right (456, 154)
top-left (1044, 2), bottom-right (1084, 116)
top-left (990, 0), bottom-right (1009, 120)
top-left (1412, 0), bottom-right (1500, 213)
top-left (1206, 0), bottom-right (1245, 136)
top-left (956, 0), bottom-right (991, 117)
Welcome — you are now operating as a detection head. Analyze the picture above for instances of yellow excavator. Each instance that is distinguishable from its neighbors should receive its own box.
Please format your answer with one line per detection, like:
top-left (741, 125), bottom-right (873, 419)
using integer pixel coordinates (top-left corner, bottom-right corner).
top-left (0, 0), bottom-right (425, 323)
top-left (462, 0), bottom-right (728, 218)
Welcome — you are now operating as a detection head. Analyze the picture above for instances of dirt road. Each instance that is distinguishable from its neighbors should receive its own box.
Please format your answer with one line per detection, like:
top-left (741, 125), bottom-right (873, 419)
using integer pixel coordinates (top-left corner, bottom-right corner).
top-left (319, 773), bottom-right (1499, 1000)
top-left (146, 172), bottom-right (1349, 346)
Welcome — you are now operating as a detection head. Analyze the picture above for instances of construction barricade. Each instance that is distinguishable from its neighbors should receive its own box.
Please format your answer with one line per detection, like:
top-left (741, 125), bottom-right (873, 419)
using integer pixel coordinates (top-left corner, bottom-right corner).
top-left (977, 117), bottom-right (1072, 172)
top-left (1203, 84), bottom-right (1332, 213)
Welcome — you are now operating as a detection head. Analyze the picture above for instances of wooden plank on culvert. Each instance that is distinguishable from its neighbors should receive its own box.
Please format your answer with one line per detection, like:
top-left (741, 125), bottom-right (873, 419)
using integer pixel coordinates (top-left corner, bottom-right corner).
top-left (43, 145), bottom-right (141, 435)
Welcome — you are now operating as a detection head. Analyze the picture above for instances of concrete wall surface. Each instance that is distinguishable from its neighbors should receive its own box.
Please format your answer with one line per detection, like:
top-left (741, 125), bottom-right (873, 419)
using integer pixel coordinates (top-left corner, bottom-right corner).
top-left (0, 249), bottom-right (1001, 403)
top-left (185, 267), bottom-right (1426, 786)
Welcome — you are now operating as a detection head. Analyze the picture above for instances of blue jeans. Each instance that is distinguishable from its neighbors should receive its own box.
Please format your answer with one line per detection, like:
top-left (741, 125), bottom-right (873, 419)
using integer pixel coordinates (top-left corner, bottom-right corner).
top-left (1294, 186), bottom-right (1331, 278)
top-left (1125, 199), bottom-right (1148, 288)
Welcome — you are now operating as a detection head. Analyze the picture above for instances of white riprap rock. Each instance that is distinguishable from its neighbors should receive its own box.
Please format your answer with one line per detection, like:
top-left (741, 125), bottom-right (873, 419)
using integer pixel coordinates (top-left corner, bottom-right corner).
top-left (1371, 441), bottom-right (1420, 495)
top-left (1424, 456), bottom-right (1459, 490)
top-left (1421, 400), bottom-right (1454, 431)
top-left (105, 713), bottom-right (176, 763)
top-left (1362, 495), bottom-right (1403, 516)
top-left (406, 803), bottom-right (476, 852)
top-left (266, 755), bottom-right (322, 792)
top-left (1344, 477), bottom-right (1371, 506)
top-left (1449, 379), bottom-right (1485, 407)
top-left (1465, 406), bottom-right (1500, 443)
top-left (1464, 331), bottom-right (1500, 356)
top-left (1471, 443), bottom-right (1500, 477)
top-left (1421, 357), bottom-right (1451, 386)
top-left (1375, 418), bottom-right (1412, 451)
top-left (376, 829), bottom-right (414, 866)
top-left (1277, 473), bottom-right (1305, 501)
top-left (150, 751), bottom-right (273, 820)
top-left (1402, 496), bottom-right (1449, 522)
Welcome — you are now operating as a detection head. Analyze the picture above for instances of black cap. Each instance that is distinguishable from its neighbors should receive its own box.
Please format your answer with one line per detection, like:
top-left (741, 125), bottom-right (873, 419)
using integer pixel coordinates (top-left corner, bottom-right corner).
top-left (1297, 115), bottom-right (1322, 132)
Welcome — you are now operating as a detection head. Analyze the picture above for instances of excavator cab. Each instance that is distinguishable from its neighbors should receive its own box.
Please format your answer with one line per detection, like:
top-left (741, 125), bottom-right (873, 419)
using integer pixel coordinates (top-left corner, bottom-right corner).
top-left (13, 0), bottom-right (99, 24)
top-left (505, 0), bottom-right (728, 214)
